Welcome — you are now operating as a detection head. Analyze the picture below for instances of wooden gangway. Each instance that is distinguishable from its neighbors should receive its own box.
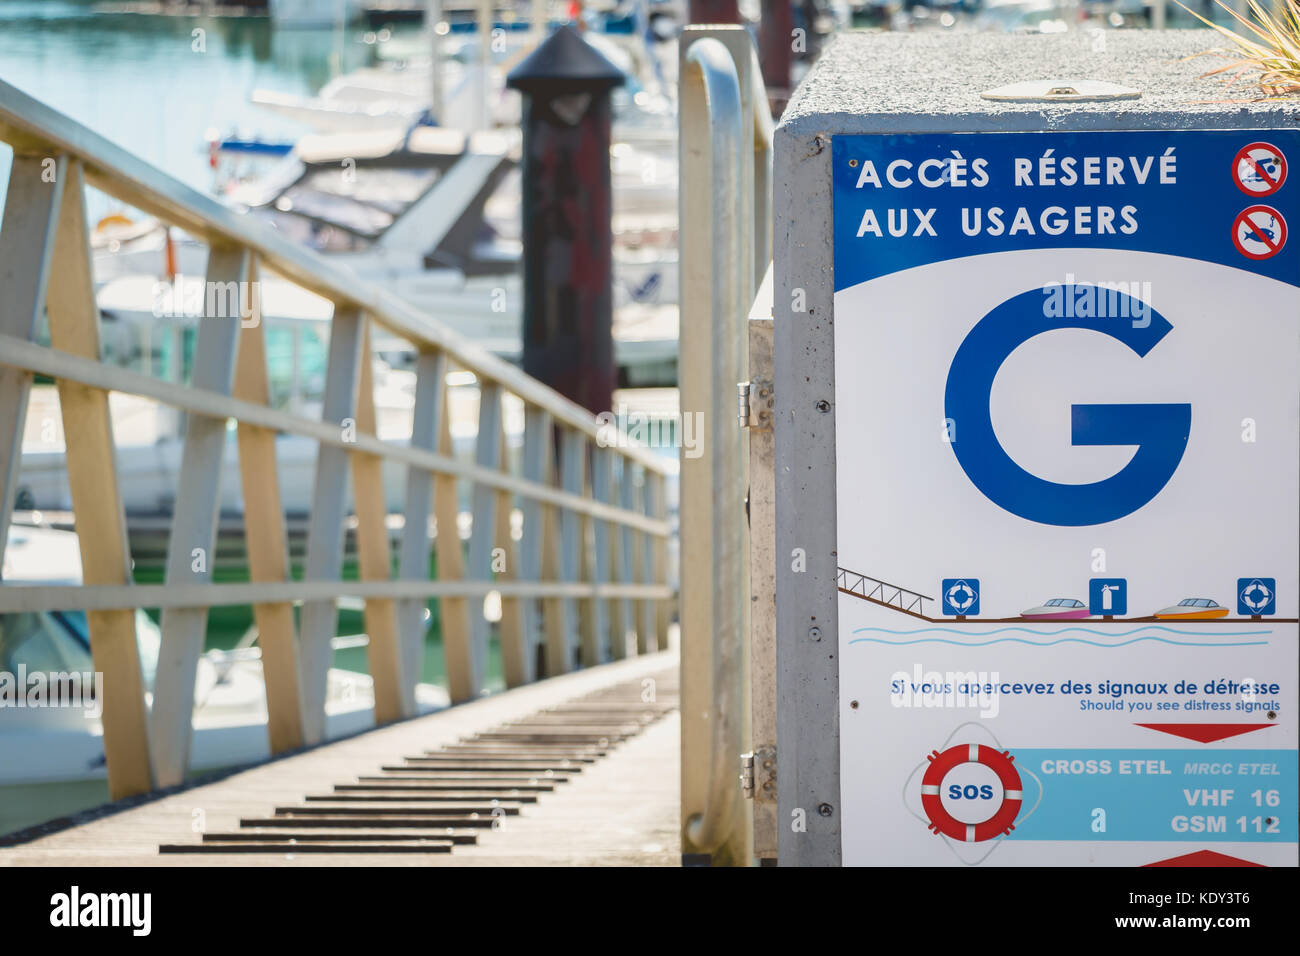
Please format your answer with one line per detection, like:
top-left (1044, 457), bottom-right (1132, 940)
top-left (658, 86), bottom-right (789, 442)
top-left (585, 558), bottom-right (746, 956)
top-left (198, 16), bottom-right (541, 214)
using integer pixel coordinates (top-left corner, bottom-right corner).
top-left (0, 655), bottom-right (679, 866)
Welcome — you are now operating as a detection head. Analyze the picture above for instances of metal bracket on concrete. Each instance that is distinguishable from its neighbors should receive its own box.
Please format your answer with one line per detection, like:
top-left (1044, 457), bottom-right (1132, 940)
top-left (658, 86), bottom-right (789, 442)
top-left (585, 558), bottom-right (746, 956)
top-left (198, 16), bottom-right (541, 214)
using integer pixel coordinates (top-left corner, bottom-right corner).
top-left (738, 378), bottom-right (774, 430)
top-left (980, 79), bottom-right (1141, 102)
top-left (741, 746), bottom-right (777, 803)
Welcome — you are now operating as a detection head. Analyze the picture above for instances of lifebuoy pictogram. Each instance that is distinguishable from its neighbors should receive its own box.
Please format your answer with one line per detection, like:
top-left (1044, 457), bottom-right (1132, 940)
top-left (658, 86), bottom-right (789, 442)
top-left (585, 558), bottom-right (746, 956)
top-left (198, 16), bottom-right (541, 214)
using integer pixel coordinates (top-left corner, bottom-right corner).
top-left (921, 743), bottom-right (1022, 842)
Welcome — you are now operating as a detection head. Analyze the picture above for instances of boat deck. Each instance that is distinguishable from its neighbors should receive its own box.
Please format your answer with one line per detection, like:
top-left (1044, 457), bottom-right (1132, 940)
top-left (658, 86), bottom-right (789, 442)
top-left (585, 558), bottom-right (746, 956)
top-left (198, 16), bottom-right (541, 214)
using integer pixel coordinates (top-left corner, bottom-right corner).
top-left (0, 654), bottom-right (680, 867)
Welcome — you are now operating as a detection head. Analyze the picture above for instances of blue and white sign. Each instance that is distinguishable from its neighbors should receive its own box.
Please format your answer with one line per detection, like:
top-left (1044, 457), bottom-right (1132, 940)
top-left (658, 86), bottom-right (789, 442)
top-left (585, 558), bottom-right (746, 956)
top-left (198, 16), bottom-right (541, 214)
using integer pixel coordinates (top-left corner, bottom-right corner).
top-left (1089, 579), bottom-right (1128, 616)
top-left (941, 578), bottom-right (980, 616)
top-left (1238, 578), bottom-right (1277, 616)
top-left (832, 130), bottom-right (1299, 867)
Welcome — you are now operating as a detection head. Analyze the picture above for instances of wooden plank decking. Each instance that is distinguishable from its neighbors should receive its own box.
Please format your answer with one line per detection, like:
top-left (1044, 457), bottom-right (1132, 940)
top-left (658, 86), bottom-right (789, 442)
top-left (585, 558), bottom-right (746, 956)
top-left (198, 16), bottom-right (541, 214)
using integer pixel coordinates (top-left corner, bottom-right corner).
top-left (0, 653), bottom-right (680, 867)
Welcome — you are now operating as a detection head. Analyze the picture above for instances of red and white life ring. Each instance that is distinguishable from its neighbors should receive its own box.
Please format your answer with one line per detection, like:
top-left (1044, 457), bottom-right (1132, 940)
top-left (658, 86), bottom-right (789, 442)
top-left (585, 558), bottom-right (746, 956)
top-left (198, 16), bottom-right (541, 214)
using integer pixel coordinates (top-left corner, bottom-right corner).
top-left (921, 744), bottom-right (1022, 842)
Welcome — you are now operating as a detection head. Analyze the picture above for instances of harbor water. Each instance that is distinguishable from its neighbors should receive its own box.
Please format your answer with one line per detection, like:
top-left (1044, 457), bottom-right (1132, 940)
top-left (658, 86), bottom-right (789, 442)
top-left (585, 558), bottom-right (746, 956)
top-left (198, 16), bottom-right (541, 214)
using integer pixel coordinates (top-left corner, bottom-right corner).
top-left (0, 0), bottom-right (418, 213)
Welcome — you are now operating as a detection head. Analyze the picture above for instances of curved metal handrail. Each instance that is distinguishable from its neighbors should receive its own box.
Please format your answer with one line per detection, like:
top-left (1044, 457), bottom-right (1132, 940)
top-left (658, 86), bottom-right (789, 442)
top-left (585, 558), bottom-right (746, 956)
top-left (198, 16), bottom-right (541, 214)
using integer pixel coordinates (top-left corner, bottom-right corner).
top-left (678, 31), bottom-right (753, 859)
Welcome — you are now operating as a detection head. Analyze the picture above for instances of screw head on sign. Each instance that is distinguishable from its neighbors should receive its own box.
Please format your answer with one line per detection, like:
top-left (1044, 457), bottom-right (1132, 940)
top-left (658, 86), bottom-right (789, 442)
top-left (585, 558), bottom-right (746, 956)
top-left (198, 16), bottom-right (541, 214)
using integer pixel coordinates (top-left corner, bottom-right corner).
top-left (815, 400), bottom-right (831, 413)
top-left (809, 626), bottom-right (822, 641)
top-left (818, 803), bottom-right (834, 817)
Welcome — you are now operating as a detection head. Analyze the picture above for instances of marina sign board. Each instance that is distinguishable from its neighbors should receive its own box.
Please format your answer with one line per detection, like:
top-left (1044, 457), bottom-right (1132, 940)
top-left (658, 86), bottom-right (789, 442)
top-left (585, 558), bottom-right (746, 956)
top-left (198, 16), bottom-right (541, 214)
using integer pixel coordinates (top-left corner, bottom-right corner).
top-left (831, 130), bottom-right (1299, 866)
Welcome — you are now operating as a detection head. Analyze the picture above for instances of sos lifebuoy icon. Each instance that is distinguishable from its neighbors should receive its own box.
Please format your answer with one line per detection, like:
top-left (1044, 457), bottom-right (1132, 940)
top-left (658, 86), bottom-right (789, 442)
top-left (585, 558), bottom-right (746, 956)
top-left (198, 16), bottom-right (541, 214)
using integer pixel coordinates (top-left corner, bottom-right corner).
top-left (921, 744), bottom-right (1022, 842)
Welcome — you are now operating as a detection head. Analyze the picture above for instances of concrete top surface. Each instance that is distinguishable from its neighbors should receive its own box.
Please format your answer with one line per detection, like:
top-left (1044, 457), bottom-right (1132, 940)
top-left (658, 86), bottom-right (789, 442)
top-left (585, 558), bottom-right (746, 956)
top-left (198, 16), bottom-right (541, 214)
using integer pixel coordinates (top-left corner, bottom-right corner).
top-left (780, 30), bottom-right (1300, 134)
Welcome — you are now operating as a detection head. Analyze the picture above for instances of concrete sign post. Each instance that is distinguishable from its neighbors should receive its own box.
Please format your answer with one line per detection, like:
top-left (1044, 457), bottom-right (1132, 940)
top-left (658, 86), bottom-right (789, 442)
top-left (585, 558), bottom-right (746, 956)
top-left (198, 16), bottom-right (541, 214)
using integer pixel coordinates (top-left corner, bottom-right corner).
top-left (773, 32), bottom-right (1299, 867)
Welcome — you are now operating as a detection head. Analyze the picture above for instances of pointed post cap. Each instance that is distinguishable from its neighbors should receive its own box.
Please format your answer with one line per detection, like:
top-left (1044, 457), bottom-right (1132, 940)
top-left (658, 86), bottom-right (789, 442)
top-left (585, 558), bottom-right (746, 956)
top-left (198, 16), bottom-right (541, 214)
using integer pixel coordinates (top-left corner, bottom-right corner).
top-left (506, 24), bottom-right (626, 95)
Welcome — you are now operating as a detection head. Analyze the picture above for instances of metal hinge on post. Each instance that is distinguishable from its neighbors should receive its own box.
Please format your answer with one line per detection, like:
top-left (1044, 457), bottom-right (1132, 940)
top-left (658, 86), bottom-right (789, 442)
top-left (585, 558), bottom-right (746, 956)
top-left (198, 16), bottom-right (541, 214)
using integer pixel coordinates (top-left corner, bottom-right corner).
top-left (738, 379), bottom-right (773, 430)
top-left (740, 746), bottom-right (776, 802)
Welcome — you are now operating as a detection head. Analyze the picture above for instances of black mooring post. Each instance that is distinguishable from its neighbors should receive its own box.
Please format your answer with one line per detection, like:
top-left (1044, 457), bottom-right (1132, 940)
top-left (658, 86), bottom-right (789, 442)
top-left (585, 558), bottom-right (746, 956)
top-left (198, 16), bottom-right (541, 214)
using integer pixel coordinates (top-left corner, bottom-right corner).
top-left (758, 0), bottom-right (793, 114)
top-left (687, 0), bottom-right (742, 22)
top-left (506, 25), bottom-right (624, 416)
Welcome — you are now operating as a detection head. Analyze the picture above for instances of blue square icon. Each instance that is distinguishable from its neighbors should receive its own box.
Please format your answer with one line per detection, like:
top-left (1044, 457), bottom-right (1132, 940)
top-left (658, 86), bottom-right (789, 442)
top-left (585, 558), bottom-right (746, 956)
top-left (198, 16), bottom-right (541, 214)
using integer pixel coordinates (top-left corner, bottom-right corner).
top-left (1237, 578), bottom-right (1276, 616)
top-left (1089, 579), bottom-right (1127, 616)
top-left (941, 579), bottom-right (979, 616)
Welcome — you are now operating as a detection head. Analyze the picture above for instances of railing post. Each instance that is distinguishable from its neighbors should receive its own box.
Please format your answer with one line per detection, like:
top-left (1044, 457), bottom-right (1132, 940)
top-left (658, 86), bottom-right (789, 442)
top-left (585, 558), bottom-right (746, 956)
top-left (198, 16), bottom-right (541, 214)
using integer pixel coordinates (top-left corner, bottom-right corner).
top-left (150, 244), bottom-right (248, 786)
top-left (351, 326), bottom-right (407, 724)
top-left (518, 405), bottom-right (553, 683)
top-left (0, 154), bottom-right (64, 573)
top-left (495, 421), bottom-right (527, 687)
top-left (633, 467), bottom-right (654, 654)
top-left (588, 445), bottom-right (614, 663)
top-left (298, 305), bottom-right (365, 744)
top-left (396, 348), bottom-right (447, 709)
top-left (233, 264), bottom-right (305, 755)
top-left (46, 160), bottom-right (154, 798)
top-left (464, 381), bottom-right (504, 696)
top-left (555, 428), bottom-right (585, 671)
top-left (613, 457), bottom-right (637, 658)
top-left (434, 384), bottom-right (471, 701)
top-left (645, 470), bottom-right (670, 651)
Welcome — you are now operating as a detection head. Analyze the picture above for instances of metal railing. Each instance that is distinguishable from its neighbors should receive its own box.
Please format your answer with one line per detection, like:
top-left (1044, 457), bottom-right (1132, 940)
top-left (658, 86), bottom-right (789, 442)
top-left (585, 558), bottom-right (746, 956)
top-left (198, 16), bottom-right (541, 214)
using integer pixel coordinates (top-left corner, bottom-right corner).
top-left (678, 25), bottom-right (773, 865)
top-left (0, 78), bottom-right (675, 800)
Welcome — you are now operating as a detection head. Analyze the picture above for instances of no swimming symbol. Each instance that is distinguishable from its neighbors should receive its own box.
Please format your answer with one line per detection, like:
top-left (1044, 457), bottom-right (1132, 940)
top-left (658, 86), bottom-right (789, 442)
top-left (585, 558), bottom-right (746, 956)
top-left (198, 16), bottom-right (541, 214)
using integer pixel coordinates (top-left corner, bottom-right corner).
top-left (1233, 141), bottom-right (1287, 197)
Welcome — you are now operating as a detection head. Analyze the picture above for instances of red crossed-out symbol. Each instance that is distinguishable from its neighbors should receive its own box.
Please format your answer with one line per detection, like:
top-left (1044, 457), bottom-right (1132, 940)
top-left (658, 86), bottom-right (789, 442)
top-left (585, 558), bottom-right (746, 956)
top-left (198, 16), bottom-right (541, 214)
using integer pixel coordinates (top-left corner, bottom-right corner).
top-left (1233, 142), bottom-right (1287, 196)
top-left (1232, 204), bottom-right (1288, 260)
